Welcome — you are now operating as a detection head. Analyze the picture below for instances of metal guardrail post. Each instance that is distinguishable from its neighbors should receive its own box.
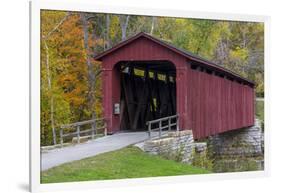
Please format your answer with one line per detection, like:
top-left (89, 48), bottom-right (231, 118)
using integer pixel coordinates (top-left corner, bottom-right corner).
top-left (159, 121), bottom-right (162, 137)
top-left (91, 121), bottom-right (95, 140)
top-left (104, 119), bottom-right (107, 136)
top-left (148, 123), bottom-right (151, 139)
top-left (176, 115), bottom-right (179, 131)
top-left (60, 128), bottom-right (63, 147)
top-left (77, 126), bottom-right (80, 144)
top-left (104, 126), bottom-right (107, 136)
top-left (168, 118), bottom-right (171, 131)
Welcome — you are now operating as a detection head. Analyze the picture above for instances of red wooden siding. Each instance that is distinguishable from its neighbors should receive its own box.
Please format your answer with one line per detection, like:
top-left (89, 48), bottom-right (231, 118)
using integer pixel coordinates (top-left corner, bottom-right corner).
top-left (187, 68), bottom-right (255, 139)
top-left (95, 32), bottom-right (255, 139)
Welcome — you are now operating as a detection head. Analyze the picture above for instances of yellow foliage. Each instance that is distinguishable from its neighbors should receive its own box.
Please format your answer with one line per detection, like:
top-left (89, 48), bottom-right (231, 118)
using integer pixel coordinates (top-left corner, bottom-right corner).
top-left (230, 47), bottom-right (249, 61)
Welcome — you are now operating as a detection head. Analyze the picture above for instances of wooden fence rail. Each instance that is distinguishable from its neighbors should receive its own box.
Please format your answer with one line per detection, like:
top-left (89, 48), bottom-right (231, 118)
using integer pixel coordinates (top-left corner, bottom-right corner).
top-left (146, 114), bottom-right (179, 139)
top-left (59, 118), bottom-right (107, 147)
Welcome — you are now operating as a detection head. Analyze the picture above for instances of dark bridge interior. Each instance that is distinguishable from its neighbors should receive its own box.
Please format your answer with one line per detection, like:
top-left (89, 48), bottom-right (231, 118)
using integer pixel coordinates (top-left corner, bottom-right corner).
top-left (118, 61), bottom-right (176, 131)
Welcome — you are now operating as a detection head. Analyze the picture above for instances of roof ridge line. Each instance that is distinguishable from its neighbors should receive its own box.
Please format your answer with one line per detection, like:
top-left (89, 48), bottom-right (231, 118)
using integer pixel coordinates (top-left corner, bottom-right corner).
top-left (94, 32), bottom-right (254, 85)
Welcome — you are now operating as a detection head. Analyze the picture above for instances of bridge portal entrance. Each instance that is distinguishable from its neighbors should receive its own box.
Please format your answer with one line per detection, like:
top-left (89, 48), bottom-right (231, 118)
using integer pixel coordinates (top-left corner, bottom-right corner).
top-left (117, 61), bottom-right (176, 131)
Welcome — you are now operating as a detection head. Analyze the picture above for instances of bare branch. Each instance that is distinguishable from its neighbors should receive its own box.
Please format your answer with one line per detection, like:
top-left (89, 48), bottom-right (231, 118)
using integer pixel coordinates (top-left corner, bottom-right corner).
top-left (86, 16), bottom-right (96, 21)
top-left (95, 69), bottom-right (102, 77)
top-left (43, 12), bottom-right (71, 40)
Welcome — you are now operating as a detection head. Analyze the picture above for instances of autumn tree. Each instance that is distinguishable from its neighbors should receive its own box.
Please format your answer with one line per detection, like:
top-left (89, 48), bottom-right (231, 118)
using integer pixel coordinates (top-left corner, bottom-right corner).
top-left (41, 11), bottom-right (72, 145)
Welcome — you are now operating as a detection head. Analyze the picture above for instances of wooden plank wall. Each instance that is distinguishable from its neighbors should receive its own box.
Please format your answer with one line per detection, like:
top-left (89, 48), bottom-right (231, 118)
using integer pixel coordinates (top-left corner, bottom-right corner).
top-left (188, 68), bottom-right (255, 139)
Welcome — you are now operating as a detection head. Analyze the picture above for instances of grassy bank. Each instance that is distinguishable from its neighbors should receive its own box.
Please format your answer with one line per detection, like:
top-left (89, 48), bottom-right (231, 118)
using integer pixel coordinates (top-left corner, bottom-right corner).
top-left (41, 146), bottom-right (210, 183)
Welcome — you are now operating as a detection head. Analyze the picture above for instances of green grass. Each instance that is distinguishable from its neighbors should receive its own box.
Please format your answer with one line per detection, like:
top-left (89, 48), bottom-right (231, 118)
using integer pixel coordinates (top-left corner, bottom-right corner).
top-left (41, 146), bottom-right (210, 183)
top-left (256, 100), bottom-right (264, 129)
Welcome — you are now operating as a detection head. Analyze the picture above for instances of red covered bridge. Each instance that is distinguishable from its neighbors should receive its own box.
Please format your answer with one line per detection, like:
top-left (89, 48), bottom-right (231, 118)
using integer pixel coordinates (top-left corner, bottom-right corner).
top-left (94, 32), bottom-right (255, 139)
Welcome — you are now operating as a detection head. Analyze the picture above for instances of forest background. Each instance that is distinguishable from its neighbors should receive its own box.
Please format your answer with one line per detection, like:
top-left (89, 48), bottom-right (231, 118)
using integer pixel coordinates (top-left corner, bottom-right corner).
top-left (41, 10), bottom-right (264, 146)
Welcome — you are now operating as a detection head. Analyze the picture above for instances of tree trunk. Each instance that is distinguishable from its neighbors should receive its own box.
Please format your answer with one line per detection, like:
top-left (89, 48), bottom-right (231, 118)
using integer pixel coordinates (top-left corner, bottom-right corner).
top-left (105, 14), bottom-right (111, 49)
top-left (80, 13), bottom-right (97, 122)
top-left (43, 40), bottom-right (57, 145)
top-left (150, 17), bottom-right (156, 35)
top-left (120, 15), bottom-right (130, 40)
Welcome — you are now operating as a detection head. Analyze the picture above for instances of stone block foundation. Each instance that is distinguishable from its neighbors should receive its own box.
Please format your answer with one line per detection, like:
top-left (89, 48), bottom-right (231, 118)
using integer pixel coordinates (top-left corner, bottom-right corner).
top-left (142, 119), bottom-right (263, 172)
top-left (208, 119), bottom-right (264, 172)
top-left (143, 130), bottom-right (195, 163)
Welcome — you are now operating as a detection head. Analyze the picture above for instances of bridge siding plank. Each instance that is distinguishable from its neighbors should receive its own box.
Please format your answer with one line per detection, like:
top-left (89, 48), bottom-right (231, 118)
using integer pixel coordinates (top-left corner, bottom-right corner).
top-left (188, 68), bottom-right (254, 139)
